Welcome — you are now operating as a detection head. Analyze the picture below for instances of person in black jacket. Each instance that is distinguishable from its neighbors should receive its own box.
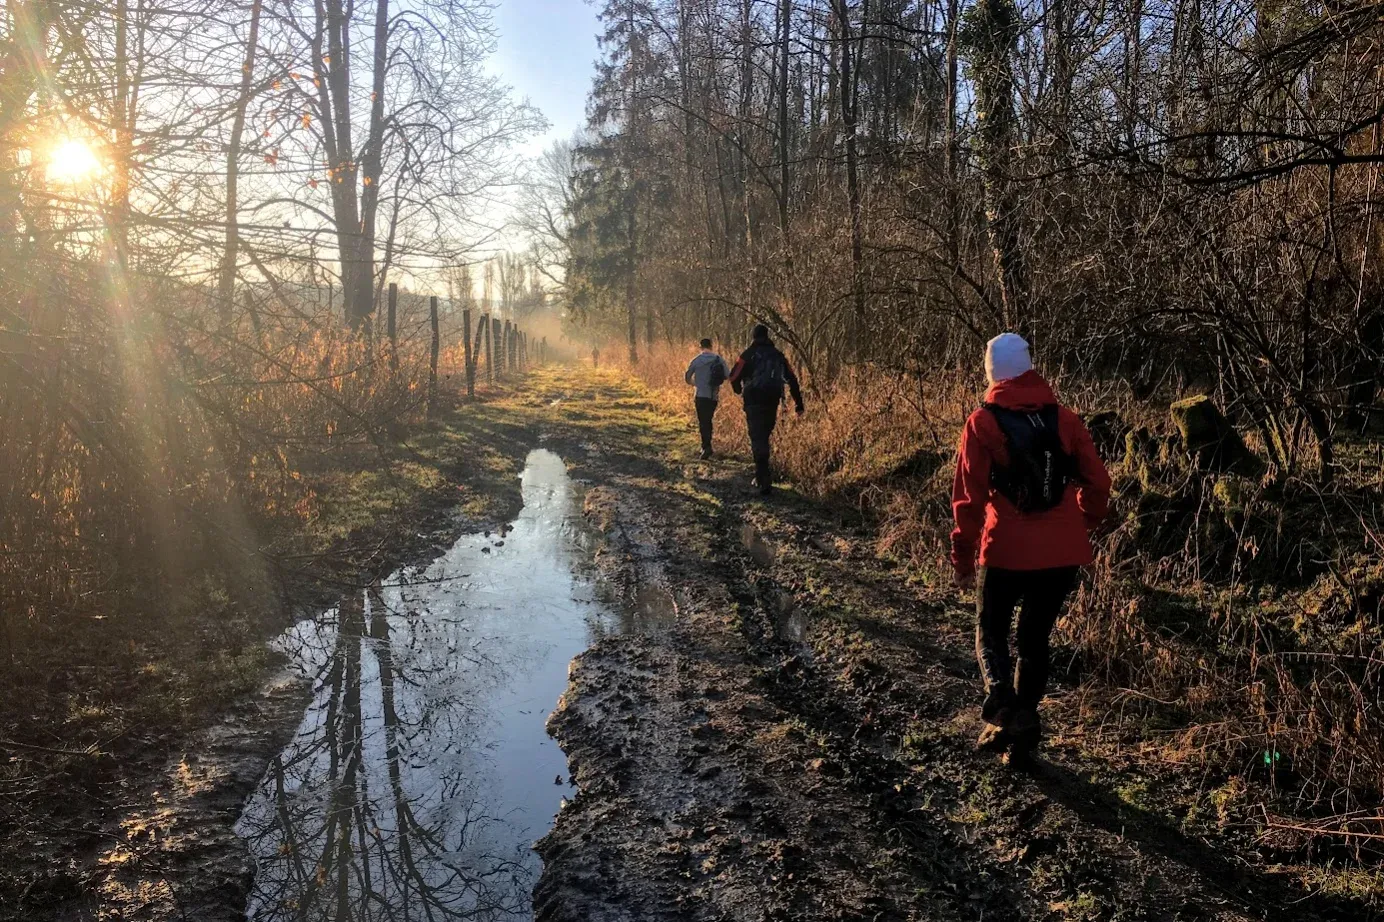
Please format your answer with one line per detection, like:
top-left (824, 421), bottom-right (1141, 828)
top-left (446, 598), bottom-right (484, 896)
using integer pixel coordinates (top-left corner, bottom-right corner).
top-left (728, 324), bottom-right (804, 495)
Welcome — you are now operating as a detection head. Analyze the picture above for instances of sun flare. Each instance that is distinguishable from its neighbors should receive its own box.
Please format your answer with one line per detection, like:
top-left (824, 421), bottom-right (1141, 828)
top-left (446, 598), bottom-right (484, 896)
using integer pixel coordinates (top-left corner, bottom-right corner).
top-left (46, 138), bottom-right (104, 184)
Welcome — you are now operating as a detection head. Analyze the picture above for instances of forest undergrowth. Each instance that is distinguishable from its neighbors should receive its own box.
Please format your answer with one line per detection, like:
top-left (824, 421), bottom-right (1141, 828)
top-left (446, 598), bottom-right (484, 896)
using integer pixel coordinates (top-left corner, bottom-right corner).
top-left (628, 342), bottom-right (1384, 881)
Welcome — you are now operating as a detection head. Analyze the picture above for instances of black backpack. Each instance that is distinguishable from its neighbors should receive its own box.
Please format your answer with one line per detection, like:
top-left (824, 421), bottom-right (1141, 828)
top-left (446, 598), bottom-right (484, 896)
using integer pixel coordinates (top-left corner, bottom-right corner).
top-left (985, 403), bottom-right (1075, 513)
top-left (745, 348), bottom-right (786, 397)
top-left (707, 357), bottom-right (727, 389)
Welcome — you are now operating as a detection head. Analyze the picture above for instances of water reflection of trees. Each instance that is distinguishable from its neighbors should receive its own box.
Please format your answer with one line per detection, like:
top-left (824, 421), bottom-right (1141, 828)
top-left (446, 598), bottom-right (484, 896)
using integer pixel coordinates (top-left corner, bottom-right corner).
top-left (238, 583), bottom-right (532, 922)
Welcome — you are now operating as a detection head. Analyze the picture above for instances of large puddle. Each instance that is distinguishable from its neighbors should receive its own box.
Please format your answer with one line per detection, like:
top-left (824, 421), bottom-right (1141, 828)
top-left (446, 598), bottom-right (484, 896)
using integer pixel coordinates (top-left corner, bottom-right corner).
top-left (235, 449), bottom-right (648, 921)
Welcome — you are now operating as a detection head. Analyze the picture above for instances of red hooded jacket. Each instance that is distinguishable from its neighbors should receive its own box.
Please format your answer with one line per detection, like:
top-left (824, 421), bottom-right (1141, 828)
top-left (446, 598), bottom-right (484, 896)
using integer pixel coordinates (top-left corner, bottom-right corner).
top-left (950, 371), bottom-right (1111, 577)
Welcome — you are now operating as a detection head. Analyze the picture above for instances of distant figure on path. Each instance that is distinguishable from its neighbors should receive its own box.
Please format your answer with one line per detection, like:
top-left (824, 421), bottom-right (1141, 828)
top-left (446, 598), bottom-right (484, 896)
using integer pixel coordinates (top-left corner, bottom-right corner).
top-left (950, 333), bottom-right (1111, 761)
top-left (728, 324), bottom-right (803, 496)
top-left (592, 347), bottom-right (599, 369)
top-left (685, 338), bottom-right (730, 460)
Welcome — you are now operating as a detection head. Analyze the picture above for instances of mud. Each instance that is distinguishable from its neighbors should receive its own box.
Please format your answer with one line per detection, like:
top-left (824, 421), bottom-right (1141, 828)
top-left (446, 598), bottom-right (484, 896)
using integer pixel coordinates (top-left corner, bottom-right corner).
top-left (526, 369), bottom-right (1376, 922)
top-left (66, 674), bottom-right (311, 922)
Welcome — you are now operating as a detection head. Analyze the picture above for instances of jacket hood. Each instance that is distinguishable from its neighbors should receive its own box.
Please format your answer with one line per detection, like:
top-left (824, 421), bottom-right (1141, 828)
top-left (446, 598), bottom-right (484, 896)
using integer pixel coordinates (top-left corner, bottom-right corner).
top-left (984, 369), bottom-right (1057, 410)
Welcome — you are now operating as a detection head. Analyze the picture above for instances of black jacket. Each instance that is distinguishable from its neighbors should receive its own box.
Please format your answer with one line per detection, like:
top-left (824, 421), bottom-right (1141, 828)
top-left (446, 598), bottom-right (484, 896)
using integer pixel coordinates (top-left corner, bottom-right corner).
top-left (729, 340), bottom-right (804, 410)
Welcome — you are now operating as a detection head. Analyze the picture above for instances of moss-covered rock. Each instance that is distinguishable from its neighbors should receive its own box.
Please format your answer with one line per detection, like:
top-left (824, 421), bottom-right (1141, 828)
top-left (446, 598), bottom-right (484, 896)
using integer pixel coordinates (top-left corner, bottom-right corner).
top-left (1211, 476), bottom-right (1245, 511)
top-left (1169, 396), bottom-right (1260, 474)
top-left (1299, 555), bottom-right (1384, 629)
top-left (1125, 426), bottom-right (1158, 463)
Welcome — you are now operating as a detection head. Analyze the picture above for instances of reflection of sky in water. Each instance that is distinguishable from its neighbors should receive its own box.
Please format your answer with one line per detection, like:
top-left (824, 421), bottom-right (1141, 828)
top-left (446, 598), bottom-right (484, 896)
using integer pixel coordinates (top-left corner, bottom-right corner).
top-left (236, 450), bottom-right (629, 921)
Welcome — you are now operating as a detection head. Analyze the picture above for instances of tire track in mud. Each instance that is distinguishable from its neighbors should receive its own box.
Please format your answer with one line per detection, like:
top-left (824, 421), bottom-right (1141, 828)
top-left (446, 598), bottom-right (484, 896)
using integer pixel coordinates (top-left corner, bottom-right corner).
top-left (538, 469), bottom-right (1015, 920)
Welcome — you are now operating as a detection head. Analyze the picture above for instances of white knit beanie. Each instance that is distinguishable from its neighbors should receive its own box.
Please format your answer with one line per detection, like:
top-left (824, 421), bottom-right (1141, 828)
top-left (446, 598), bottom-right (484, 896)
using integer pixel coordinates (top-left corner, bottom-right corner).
top-left (985, 333), bottom-right (1033, 385)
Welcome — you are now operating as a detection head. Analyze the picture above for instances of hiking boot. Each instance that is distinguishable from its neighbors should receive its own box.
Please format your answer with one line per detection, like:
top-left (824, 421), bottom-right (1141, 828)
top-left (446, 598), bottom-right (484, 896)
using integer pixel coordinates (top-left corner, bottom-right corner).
top-left (700, 448), bottom-right (713, 461)
top-left (1004, 745), bottom-right (1039, 771)
top-left (1009, 709), bottom-right (1041, 753)
top-left (980, 688), bottom-right (1018, 726)
top-left (976, 707), bottom-right (1015, 753)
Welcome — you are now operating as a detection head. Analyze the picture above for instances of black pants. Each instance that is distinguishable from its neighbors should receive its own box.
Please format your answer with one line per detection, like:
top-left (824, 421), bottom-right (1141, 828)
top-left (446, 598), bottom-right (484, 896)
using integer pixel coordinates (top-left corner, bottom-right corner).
top-left (976, 566), bottom-right (1078, 720)
top-left (744, 402), bottom-right (780, 487)
top-left (695, 397), bottom-right (719, 452)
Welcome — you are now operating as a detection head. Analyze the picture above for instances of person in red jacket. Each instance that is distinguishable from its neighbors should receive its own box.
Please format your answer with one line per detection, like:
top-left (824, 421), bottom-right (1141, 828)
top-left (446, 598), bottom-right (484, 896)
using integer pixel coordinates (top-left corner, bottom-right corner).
top-left (951, 333), bottom-right (1111, 757)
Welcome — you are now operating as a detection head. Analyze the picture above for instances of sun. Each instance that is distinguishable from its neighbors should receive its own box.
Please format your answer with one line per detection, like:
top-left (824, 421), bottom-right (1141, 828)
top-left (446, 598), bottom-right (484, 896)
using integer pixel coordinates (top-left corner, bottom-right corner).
top-left (45, 138), bottom-right (104, 184)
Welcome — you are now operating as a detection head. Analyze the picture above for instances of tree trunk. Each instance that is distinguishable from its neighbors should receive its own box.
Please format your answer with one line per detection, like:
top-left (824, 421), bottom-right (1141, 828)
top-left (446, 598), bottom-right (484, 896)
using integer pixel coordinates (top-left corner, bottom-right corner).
top-left (945, 0), bottom-right (961, 262)
top-left (318, 0), bottom-right (366, 328)
top-left (386, 282), bottom-right (398, 372)
top-left (354, 0), bottom-right (391, 325)
top-left (626, 204), bottom-right (639, 365)
top-left (776, 0), bottom-right (791, 244)
top-left (967, 0), bottom-right (1030, 333)
top-left (217, 0), bottom-right (263, 328)
top-left (111, 0), bottom-right (139, 260)
top-left (832, 0), bottom-right (866, 351)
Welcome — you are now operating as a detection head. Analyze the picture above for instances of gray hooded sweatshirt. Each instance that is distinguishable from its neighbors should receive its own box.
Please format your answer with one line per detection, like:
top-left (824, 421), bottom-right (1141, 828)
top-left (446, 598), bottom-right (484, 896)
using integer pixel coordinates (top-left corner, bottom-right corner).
top-left (685, 351), bottom-right (731, 401)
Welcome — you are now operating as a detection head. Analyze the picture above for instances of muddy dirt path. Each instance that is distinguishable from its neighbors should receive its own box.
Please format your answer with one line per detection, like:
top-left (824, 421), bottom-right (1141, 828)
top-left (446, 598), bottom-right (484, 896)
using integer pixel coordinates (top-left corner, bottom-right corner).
top-left (517, 368), bottom-right (1373, 922)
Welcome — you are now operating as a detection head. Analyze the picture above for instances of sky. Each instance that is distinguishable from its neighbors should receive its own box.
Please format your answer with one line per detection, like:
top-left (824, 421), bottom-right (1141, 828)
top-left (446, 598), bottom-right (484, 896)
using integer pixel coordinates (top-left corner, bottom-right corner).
top-left (489, 0), bottom-right (602, 158)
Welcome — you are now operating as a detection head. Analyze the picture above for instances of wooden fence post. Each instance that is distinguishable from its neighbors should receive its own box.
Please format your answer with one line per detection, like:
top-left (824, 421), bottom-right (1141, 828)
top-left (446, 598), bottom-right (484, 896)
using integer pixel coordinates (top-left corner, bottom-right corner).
top-left (541, 336), bottom-right (547, 364)
top-left (472, 312), bottom-right (484, 394)
top-left (462, 307), bottom-right (474, 399)
top-left (427, 295), bottom-right (440, 418)
top-left (482, 314), bottom-right (493, 385)
top-left (501, 320), bottom-right (511, 374)
top-left (495, 319), bottom-right (504, 376)
top-left (387, 282), bottom-right (399, 373)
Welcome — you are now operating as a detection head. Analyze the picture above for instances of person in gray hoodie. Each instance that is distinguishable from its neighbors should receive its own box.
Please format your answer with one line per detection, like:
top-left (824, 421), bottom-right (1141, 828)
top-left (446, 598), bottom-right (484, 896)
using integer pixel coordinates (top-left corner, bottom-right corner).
top-left (685, 338), bottom-right (731, 460)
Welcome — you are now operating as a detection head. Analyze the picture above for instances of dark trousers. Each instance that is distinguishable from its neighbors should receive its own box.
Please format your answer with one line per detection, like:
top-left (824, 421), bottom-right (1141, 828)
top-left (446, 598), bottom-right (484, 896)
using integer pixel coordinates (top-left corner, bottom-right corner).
top-left (976, 566), bottom-right (1078, 720)
top-left (744, 402), bottom-right (780, 487)
top-left (695, 397), bottom-right (718, 452)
